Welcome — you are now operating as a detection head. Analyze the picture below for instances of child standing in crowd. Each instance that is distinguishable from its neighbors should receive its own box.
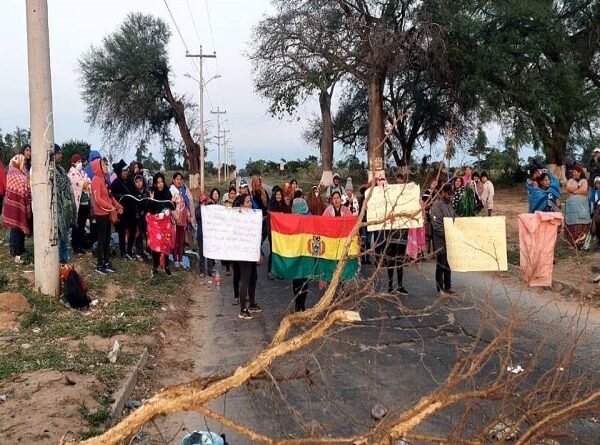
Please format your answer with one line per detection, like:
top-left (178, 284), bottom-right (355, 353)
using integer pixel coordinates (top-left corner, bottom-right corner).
top-left (195, 192), bottom-right (215, 277)
top-left (430, 184), bottom-right (456, 296)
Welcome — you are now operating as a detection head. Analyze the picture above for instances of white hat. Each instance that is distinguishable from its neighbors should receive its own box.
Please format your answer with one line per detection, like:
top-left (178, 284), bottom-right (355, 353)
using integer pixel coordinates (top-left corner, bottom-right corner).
top-left (594, 176), bottom-right (600, 183)
top-left (594, 148), bottom-right (600, 154)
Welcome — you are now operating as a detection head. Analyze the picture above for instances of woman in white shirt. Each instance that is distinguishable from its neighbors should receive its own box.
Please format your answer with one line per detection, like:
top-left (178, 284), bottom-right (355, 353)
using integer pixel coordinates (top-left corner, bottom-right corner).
top-left (480, 171), bottom-right (495, 216)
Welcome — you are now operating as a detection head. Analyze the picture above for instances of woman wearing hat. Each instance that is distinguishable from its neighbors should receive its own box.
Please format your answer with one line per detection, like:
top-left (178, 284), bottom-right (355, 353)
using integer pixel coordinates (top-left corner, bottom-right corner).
top-left (68, 153), bottom-right (91, 254)
top-left (342, 179), bottom-right (359, 216)
top-left (565, 164), bottom-right (591, 247)
top-left (326, 173), bottom-right (344, 202)
top-left (111, 160), bottom-right (137, 260)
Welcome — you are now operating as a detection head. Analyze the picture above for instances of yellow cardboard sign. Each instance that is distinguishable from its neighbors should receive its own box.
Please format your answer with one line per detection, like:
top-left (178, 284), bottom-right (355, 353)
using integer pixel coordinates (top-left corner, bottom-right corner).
top-left (366, 183), bottom-right (423, 232)
top-left (444, 216), bottom-right (508, 272)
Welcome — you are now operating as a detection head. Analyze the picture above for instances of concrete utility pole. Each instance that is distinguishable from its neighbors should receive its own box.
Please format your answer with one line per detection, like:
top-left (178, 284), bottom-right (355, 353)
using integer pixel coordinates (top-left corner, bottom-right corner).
top-left (25, 0), bottom-right (59, 296)
top-left (210, 107), bottom-right (226, 183)
top-left (186, 46), bottom-right (216, 192)
top-left (221, 130), bottom-right (231, 181)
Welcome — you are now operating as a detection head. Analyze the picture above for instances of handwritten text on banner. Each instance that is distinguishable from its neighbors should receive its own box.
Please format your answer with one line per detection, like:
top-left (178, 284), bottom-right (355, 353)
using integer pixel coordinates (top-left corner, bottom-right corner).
top-left (366, 183), bottom-right (423, 232)
top-left (201, 205), bottom-right (263, 261)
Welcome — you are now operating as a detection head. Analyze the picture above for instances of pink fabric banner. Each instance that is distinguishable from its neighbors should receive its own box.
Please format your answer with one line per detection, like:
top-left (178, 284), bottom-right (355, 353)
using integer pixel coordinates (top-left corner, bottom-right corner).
top-left (518, 211), bottom-right (563, 287)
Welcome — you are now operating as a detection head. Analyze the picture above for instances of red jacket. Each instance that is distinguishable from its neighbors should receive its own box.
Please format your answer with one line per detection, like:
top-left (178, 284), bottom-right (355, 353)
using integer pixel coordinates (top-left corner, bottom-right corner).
top-left (0, 161), bottom-right (6, 197)
top-left (90, 159), bottom-right (122, 217)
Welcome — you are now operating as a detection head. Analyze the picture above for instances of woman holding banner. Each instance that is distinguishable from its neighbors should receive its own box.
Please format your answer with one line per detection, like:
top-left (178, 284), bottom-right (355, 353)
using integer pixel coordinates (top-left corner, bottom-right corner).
top-left (323, 191), bottom-right (351, 217)
top-left (268, 186), bottom-right (290, 279)
top-left (235, 194), bottom-right (262, 319)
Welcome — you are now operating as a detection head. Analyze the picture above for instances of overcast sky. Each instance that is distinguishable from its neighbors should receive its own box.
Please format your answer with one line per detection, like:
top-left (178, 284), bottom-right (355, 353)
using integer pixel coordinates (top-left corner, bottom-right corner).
top-left (0, 0), bottom-right (321, 168)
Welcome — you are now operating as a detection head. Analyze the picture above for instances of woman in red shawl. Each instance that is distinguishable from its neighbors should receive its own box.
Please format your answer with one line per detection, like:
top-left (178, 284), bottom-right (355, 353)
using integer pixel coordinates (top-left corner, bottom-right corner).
top-left (3, 154), bottom-right (31, 264)
top-left (146, 172), bottom-right (176, 277)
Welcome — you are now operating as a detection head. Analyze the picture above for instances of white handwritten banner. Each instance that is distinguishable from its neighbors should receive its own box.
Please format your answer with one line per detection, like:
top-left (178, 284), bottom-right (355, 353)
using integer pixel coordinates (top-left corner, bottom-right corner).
top-left (201, 205), bottom-right (263, 261)
top-left (444, 216), bottom-right (508, 272)
top-left (366, 183), bottom-right (423, 232)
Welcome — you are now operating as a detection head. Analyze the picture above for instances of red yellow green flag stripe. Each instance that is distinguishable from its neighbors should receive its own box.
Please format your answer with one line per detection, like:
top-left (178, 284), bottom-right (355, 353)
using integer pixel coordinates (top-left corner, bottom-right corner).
top-left (270, 213), bottom-right (360, 281)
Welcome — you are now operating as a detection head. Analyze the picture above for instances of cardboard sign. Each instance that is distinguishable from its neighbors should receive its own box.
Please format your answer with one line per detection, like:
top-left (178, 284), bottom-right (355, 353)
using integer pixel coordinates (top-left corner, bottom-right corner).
top-left (366, 183), bottom-right (423, 232)
top-left (201, 205), bottom-right (263, 261)
top-left (444, 216), bottom-right (508, 272)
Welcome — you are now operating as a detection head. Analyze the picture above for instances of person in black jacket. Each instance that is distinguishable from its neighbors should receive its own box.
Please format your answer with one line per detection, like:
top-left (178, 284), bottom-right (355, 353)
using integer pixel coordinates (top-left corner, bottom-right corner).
top-left (110, 160), bottom-right (137, 259)
top-left (133, 174), bottom-right (150, 259)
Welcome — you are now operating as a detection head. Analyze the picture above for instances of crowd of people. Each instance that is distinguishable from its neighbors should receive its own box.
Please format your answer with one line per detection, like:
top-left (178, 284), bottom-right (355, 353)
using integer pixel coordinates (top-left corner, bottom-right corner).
top-left (6, 143), bottom-right (600, 317)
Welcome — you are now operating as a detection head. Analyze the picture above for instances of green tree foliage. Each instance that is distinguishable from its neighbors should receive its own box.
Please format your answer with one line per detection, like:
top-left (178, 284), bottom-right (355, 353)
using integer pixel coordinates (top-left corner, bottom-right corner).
top-left (78, 13), bottom-right (201, 173)
top-left (469, 127), bottom-right (490, 166)
top-left (434, 0), bottom-right (600, 166)
top-left (142, 152), bottom-right (162, 172)
top-left (250, 5), bottom-right (342, 179)
top-left (59, 139), bottom-right (91, 170)
top-left (0, 127), bottom-right (30, 165)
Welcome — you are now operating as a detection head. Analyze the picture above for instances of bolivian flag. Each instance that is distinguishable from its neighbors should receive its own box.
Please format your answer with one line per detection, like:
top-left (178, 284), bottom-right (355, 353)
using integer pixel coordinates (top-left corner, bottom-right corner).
top-left (270, 213), bottom-right (360, 282)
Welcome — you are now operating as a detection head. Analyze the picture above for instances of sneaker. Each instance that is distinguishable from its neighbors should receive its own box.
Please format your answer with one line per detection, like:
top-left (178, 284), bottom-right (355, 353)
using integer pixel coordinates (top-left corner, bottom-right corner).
top-left (165, 268), bottom-right (172, 277)
top-left (14, 256), bottom-right (24, 265)
top-left (268, 273), bottom-right (275, 280)
top-left (151, 268), bottom-right (157, 278)
top-left (199, 272), bottom-right (205, 278)
top-left (96, 265), bottom-right (108, 275)
top-left (174, 261), bottom-right (181, 269)
top-left (104, 263), bottom-right (116, 273)
top-left (396, 286), bottom-right (409, 295)
top-left (232, 298), bottom-right (239, 306)
top-left (248, 304), bottom-right (263, 313)
top-left (444, 288), bottom-right (457, 295)
top-left (593, 274), bottom-right (600, 283)
top-left (238, 308), bottom-right (253, 320)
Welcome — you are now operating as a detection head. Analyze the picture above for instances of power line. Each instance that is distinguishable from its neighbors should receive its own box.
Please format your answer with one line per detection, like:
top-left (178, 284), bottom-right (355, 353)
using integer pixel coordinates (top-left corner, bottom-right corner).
top-left (163, 0), bottom-right (191, 53)
top-left (186, 0), bottom-right (202, 45)
top-left (162, 0), bottom-right (201, 73)
top-left (204, 0), bottom-right (227, 109)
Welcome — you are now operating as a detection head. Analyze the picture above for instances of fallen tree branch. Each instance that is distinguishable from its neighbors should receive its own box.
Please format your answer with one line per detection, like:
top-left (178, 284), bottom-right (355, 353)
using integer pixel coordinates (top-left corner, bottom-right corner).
top-left (68, 310), bottom-right (361, 445)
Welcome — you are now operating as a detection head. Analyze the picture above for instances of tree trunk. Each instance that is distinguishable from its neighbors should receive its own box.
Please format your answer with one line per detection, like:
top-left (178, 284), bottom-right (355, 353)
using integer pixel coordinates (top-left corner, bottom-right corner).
top-left (161, 76), bottom-right (200, 175)
top-left (319, 88), bottom-right (334, 186)
top-left (367, 74), bottom-right (386, 180)
top-left (541, 117), bottom-right (571, 183)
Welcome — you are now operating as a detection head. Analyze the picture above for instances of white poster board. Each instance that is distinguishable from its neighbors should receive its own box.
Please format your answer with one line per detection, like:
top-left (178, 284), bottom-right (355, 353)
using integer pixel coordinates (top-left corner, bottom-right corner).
top-left (201, 205), bottom-right (263, 261)
top-left (444, 216), bottom-right (508, 272)
top-left (366, 183), bottom-right (423, 232)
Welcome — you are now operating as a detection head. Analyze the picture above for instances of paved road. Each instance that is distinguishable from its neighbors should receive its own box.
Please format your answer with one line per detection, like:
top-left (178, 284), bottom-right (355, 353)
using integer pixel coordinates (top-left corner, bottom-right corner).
top-left (142, 251), bottom-right (600, 444)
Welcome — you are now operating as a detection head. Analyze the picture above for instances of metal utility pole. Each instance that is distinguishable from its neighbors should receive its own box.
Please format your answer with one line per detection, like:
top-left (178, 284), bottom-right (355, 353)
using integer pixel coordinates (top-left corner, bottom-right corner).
top-left (210, 107), bottom-right (226, 183)
top-left (186, 46), bottom-right (216, 192)
top-left (26, 0), bottom-right (59, 296)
